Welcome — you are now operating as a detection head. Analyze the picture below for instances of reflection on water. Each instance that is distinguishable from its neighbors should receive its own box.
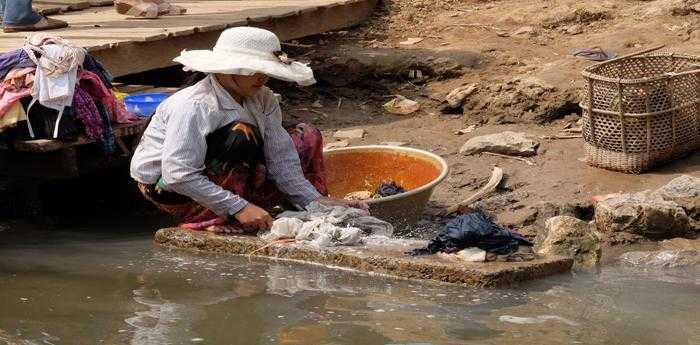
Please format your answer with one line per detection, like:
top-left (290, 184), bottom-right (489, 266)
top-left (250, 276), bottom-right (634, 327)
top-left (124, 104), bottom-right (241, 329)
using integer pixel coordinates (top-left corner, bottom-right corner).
top-left (0, 223), bottom-right (698, 345)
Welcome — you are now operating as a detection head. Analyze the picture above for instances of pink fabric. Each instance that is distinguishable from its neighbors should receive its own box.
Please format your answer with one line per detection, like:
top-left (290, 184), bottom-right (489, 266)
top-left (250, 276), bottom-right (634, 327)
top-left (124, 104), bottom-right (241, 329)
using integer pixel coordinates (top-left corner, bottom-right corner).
top-left (0, 67), bottom-right (34, 116)
top-left (78, 70), bottom-right (137, 124)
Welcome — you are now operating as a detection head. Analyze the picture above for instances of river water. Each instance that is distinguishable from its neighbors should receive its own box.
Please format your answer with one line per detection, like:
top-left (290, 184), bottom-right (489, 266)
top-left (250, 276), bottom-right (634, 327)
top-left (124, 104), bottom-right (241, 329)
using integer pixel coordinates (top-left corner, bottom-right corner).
top-left (0, 219), bottom-right (698, 345)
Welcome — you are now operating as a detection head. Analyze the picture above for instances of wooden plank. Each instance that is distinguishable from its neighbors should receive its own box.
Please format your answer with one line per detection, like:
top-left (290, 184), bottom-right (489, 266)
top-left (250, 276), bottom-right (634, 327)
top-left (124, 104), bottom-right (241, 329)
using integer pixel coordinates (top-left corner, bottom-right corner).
top-left (89, 0), bottom-right (114, 6)
top-left (12, 120), bottom-right (149, 153)
top-left (34, 0), bottom-right (91, 11)
top-left (0, 0), bottom-right (377, 77)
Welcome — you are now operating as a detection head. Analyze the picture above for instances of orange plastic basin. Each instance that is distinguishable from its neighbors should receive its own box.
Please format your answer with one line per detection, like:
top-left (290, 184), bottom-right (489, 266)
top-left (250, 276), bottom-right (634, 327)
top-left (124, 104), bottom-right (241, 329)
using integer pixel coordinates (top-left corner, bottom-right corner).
top-left (323, 145), bottom-right (449, 230)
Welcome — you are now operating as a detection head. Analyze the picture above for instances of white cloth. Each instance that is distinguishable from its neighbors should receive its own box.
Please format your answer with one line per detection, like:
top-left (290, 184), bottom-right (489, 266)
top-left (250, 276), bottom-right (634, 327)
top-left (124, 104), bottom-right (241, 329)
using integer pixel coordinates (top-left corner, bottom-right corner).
top-left (263, 201), bottom-right (389, 248)
top-left (22, 35), bottom-right (86, 138)
top-left (173, 27), bottom-right (315, 86)
top-left (264, 216), bottom-right (363, 248)
top-left (277, 201), bottom-right (394, 237)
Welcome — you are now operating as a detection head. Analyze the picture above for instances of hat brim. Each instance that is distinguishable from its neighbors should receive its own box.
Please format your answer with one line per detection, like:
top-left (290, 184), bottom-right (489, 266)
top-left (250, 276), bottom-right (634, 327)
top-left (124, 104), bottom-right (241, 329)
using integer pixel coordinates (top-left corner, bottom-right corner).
top-left (174, 50), bottom-right (316, 86)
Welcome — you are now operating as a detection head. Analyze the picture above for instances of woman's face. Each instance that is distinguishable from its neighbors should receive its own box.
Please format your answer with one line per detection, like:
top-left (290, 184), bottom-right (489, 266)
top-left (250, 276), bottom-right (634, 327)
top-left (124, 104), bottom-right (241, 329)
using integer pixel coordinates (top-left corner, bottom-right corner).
top-left (218, 73), bottom-right (270, 98)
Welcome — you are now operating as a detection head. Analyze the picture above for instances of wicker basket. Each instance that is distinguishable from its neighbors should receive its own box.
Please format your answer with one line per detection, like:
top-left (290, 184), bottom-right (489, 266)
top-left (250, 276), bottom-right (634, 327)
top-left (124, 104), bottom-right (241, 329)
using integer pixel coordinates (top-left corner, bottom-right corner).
top-left (580, 46), bottom-right (700, 173)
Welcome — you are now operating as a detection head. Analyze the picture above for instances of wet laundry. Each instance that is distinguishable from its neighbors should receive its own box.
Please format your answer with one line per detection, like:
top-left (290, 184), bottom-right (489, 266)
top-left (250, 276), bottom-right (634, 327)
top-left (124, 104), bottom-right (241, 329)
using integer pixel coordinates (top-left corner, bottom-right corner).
top-left (263, 201), bottom-right (394, 247)
top-left (374, 180), bottom-right (406, 197)
top-left (409, 212), bottom-right (532, 257)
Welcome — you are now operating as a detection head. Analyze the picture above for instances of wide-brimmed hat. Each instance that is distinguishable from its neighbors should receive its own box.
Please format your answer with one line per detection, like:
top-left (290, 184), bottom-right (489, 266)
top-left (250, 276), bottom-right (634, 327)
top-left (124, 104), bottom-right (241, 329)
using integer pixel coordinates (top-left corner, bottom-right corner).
top-left (174, 27), bottom-right (315, 86)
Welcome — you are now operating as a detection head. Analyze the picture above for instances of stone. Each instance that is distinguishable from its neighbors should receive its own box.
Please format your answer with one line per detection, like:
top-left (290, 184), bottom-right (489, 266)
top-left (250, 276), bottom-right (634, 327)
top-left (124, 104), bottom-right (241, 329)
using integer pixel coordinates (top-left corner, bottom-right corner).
top-left (383, 95), bottom-right (420, 115)
top-left (459, 131), bottom-right (539, 157)
top-left (512, 26), bottom-right (538, 37)
top-left (536, 216), bottom-right (602, 267)
top-left (333, 129), bottom-right (366, 139)
top-left (155, 228), bottom-right (573, 287)
top-left (655, 175), bottom-right (700, 219)
top-left (565, 24), bottom-right (583, 35)
top-left (380, 141), bottom-right (407, 146)
top-left (594, 190), bottom-right (691, 239)
top-left (324, 140), bottom-right (349, 150)
top-left (660, 238), bottom-right (700, 251)
top-left (618, 250), bottom-right (698, 268)
top-left (445, 84), bottom-right (477, 108)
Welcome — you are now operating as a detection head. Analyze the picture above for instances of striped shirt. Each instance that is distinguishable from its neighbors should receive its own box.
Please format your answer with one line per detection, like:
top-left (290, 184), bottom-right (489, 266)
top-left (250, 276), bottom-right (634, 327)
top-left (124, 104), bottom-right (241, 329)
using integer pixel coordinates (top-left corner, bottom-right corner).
top-left (130, 74), bottom-right (321, 218)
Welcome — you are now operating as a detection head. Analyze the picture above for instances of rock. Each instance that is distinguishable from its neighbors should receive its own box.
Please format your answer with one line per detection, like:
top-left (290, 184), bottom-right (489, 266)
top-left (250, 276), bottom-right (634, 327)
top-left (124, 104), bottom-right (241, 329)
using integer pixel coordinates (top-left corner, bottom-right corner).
top-left (655, 175), bottom-right (700, 219)
top-left (380, 141), bottom-right (407, 146)
top-left (594, 191), bottom-right (691, 239)
top-left (324, 140), bottom-right (349, 150)
top-left (459, 131), bottom-right (539, 157)
top-left (618, 250), bottom-right (698, 268)
top-left (565, 24), bottom-right (583, 35)
top-left (399, 37), bottom-right (424, 45)
top-left (383, 95), bottom-right (420, 115)
top-left (512, 26), bottom-right (538, 37)
top-left (333, 129), bottom-right (366, 140)
top-left (445, 84), bottom-right (477, 108)
top-left (660, 238), bottom-right (700, 251)
top-left (536, 216), bottom-right (602, 267)
top-left (311, 100), bottom-right (323, 108)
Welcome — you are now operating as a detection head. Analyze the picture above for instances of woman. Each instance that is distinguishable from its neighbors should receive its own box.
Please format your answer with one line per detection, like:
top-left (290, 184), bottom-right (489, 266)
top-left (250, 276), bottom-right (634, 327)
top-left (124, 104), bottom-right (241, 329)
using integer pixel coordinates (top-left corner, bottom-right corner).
top-left (130, 27), bottom-right (366, 233)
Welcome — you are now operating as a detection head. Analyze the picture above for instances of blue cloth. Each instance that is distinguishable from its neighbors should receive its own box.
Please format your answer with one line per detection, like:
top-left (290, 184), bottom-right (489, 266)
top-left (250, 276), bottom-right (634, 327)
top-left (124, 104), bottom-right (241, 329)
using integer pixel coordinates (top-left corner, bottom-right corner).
top-left (2, 0), bottom-right (42, 26)
top-left (410, 212), bottom-right (533, 256)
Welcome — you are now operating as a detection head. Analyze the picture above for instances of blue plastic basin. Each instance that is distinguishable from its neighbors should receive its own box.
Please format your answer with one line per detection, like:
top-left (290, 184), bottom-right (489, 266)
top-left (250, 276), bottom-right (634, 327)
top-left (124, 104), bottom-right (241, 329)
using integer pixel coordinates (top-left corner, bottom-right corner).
top-left (124, 92), bottom-right (172, 117)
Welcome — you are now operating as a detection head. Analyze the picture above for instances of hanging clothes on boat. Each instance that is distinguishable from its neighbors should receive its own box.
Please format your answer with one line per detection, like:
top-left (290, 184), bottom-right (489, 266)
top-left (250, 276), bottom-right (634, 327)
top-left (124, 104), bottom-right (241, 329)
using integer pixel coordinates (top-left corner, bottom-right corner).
top-left (19, 98), bottom-right (80, 140)
top-left (77, 69), bottom-right (137, 124)
top-left (0, 49), bottom-right (34, 80)
top-left (95, 102), bottom-right (117, 154)
top-left (72, 85), bottom-right (104, 141)
top-left (409, 212), bottom-right (532, 256)
top-left (22, 34), bottom-right (86, 138)
top-left (82, 54), bottom-right (114, 89)
top-left (0, 101), bottom-right (27, 132)
top-left (0, 66), bottom-right (34, 115)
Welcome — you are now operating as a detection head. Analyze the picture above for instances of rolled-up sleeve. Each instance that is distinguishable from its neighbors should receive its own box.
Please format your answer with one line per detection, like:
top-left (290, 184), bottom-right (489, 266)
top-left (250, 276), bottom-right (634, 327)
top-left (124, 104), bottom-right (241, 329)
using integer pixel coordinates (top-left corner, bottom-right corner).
top-left (262, 98), bottom-right (322, 208)
top-left (161, 102), bottom-right (248, 217)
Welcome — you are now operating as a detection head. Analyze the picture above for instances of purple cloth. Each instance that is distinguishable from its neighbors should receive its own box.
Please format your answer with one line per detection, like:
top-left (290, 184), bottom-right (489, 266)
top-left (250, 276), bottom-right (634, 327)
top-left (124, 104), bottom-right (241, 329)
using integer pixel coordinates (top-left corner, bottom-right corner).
top-left (72, 86), bottom-right (103, 140)
top-left (0, 49), bottom-right (34, 80)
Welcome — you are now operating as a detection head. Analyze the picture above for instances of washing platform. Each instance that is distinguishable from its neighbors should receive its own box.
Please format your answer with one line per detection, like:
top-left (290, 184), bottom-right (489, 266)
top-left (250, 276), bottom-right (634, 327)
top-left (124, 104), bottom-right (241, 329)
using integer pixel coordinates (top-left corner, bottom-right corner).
top-left (155, 228), bottom-right (573, 287)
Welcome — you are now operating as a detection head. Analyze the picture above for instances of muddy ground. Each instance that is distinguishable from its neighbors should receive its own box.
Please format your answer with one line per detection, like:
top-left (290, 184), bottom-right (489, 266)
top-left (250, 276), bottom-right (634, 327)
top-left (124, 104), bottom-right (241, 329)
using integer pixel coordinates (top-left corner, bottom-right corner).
top-left (271, 0), bottom-right (700, 244)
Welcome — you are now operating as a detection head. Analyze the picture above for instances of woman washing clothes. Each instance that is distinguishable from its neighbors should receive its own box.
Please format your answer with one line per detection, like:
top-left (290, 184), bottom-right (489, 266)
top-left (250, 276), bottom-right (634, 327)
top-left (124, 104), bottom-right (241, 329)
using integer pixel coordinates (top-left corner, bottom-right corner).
top-left (130, 27), bottom-right (367, 233)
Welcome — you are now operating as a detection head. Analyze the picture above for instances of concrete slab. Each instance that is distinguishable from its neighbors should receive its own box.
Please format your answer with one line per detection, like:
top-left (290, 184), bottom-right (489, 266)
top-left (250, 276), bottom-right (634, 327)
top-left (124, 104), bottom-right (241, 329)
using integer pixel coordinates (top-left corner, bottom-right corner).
top-left (0, 0), bottom-right (377, 77)
top-left (155, 227), bottom-right (573, 287)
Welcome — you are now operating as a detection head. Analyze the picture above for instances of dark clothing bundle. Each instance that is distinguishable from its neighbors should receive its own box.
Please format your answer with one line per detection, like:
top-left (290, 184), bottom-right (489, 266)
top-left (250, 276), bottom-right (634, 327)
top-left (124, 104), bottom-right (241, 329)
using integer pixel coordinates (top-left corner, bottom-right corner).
top-left (375, 180), bottom-right (406, 197)
top-left (409, 212), bottom-right (532, 256)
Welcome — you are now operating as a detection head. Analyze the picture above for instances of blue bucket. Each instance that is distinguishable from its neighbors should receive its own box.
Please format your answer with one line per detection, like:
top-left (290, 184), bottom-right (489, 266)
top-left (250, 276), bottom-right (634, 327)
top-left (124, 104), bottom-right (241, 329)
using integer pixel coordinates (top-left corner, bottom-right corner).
top-left (124, 92), bottom-right (172, 117)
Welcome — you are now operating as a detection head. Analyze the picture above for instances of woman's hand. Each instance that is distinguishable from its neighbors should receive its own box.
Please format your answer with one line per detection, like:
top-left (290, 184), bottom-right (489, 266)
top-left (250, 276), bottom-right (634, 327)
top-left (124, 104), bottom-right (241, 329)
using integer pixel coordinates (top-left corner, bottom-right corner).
top-left (234, 203), bottom-right (274, 231)
top-left (316, 196), bottom-right (369, 211)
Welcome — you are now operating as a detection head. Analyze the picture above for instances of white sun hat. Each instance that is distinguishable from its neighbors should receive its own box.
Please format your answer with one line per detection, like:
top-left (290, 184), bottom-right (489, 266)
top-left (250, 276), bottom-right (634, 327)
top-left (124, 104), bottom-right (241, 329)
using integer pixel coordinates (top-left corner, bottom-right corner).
top-left (173, 26), bottom-right (315, 86)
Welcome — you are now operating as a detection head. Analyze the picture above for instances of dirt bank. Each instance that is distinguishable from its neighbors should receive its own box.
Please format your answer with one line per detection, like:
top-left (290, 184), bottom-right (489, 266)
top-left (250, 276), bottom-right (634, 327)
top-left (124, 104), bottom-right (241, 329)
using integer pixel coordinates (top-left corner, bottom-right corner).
top-left (273, 0), bottom-right (700, 244)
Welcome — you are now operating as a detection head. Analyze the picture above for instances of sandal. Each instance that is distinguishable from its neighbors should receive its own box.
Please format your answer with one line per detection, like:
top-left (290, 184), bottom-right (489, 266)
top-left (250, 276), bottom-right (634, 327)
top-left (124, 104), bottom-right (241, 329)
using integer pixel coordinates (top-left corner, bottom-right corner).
top-left (3, 16), bottom-right (68, 33)
top-left (115, 0), bottom-right (159, 19)
top-left (572, 46), bottom-right (617, 61)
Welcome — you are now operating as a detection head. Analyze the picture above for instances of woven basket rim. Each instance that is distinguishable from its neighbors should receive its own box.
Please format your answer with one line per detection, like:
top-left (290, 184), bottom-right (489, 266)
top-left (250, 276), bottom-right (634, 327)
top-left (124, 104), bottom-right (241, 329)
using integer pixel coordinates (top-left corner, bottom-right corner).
top-left (581, 52), bottom-right (700, 84)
